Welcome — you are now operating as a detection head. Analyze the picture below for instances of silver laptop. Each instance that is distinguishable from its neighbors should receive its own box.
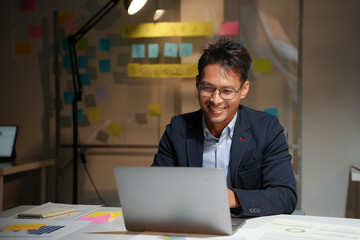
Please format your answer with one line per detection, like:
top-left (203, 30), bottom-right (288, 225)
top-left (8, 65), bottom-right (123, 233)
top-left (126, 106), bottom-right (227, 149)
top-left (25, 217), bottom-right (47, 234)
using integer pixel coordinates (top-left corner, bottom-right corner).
top-left (113, 166), bottom-right (246, 235)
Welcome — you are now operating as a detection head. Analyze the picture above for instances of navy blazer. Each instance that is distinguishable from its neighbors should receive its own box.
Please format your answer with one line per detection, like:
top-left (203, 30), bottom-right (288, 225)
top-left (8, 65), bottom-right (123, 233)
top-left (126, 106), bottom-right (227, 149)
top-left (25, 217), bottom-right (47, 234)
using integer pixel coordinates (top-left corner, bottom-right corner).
top-left (152, 105), bottom-right (297, 217)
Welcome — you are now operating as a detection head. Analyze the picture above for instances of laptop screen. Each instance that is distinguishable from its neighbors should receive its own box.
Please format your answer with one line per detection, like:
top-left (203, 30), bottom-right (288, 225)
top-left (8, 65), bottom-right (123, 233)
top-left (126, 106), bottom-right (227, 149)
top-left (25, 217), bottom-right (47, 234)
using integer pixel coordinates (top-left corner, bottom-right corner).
top-left (0, 125), bottom-right (18, 158)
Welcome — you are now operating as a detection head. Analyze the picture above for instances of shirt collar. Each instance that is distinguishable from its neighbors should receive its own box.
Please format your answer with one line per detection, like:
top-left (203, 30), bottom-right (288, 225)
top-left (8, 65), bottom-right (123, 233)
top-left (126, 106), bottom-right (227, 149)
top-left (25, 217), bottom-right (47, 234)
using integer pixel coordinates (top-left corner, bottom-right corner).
top-left (202, 112), bottom-right (238, 142)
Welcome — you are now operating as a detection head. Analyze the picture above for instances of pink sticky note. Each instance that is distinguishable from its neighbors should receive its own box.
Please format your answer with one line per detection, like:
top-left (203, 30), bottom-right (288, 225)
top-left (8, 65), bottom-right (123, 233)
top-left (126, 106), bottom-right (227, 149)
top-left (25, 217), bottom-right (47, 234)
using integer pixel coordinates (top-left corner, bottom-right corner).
top-left (78, 214), bottom-right (111, 224)
top-left (65, 20), bottom-right (78, 35)
top-left (20, 0), bottom-right (36, 11)
top-left (220, 21), bottom-right (239, 36)
top-left (28, 25), bottom-right (43, 38)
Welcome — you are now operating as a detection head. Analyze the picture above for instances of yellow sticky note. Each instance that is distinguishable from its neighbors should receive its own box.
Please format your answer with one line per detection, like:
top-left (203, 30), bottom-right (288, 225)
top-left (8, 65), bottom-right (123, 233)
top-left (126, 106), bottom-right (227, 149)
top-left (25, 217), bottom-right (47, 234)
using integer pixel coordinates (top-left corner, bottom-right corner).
top-left (15, 42), bottom-right (32, 55)
top-left (148, 104), bottom-right (162, 116)
top-left (88, 107), bottom-right (102, 121)
top-left (107, 122), bottom-right (122, 137)
top-left (3, 224), bottom-right (46, 231)
top-left (253, 58), bottom-right (272, 73)
top-left (88, 211), bottom-right (122, 218)
top-left (77, 38), bottom-right (88, 50)
top-left (58, 12), bottom-right (74, 25)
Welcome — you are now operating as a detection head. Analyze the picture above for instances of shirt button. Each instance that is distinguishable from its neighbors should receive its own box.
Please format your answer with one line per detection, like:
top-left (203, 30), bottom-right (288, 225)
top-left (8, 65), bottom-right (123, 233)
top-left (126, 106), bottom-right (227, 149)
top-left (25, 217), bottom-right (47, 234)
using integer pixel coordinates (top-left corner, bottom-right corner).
top-left (218, 145), bottom-right (222, 149)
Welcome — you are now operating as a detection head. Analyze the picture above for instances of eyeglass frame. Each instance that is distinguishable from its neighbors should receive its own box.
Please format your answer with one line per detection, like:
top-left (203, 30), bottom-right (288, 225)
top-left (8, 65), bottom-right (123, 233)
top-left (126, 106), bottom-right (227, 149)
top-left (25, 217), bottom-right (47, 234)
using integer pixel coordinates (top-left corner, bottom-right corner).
top-left (197, 82), bottom-right (244, 100)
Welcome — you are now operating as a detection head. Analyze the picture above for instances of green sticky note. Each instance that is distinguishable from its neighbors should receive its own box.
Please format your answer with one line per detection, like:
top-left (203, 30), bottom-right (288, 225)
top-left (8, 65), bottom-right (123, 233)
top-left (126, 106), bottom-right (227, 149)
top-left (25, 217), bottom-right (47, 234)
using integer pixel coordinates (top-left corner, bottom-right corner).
top-left (77, 38), bottom-right (88, 50)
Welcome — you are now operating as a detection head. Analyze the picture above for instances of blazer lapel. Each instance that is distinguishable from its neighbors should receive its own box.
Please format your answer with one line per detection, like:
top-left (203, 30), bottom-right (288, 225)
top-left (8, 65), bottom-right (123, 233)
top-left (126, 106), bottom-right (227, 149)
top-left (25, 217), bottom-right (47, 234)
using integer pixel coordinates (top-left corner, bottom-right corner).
top-left (229, 106), bottom-right (252, 186)
top-left (184, 110), bottom-right (204, 167)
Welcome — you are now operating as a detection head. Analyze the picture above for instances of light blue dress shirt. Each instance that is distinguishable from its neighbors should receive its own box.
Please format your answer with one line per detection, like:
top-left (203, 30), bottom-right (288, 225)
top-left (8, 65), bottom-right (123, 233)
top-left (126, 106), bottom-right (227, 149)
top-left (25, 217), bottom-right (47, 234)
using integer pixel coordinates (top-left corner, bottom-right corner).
top-left (202, 112), bottom-right (237, 187)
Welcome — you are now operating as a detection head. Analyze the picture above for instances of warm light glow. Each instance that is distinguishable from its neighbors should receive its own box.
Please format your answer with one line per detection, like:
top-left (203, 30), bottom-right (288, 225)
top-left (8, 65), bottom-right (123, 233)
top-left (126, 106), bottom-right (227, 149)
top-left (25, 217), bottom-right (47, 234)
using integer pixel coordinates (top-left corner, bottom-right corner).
top-left (127, 0), bottom-right (148, 15)
top-left (153, 9), bottom-right (165, 21)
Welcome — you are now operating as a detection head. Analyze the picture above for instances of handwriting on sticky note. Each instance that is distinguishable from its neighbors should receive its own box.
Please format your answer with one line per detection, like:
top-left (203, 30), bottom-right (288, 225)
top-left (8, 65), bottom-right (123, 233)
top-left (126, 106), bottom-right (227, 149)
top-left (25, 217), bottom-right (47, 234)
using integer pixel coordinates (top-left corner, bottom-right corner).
top-left (3, 224), bottom-right (46, 231)
top-left (253, 58), bottom-right (272, 73)
top-left (164, 42), bottom-right (178, 57)
top-left (148, 104), bottom-right (162, 116)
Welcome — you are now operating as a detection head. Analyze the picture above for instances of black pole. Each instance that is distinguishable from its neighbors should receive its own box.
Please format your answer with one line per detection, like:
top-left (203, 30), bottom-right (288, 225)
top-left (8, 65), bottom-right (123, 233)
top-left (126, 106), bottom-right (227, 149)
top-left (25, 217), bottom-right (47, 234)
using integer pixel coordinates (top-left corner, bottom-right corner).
top-left (67, 0), bottom-right (120, 204)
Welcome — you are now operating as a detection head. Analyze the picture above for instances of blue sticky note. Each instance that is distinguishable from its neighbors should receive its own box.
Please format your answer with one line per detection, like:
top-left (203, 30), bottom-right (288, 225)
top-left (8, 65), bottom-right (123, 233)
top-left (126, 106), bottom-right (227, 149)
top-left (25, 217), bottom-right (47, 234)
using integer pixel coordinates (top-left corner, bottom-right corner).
top-left (62, 38), bottom-right (69, 51)
top-left (264, 108), bottom-right (279, 118)
top-left (99, 38), bottom-right (110, 51)
top-left (63, 91), bottom-right (74, 104)
top-left (236, 41), bottom-right (245, 46)
top-left (76, 109), bottom-right (84, 122)
top-left (148, 43), bottom-right (159, 58)
top-left (164, 42), bottom-right (178, 57)
top-left (132, 44), bottom-right (145, 58)
top-left (179, 43), bottom-right (193, 57)
top-left (78, 56), bottom-right (89, 68)
top-left (99, 59), bottom-right (111, 72)
top-left (62, 56), bottom-right (71, 68)
top-left (80, 73), bottom-right (90, 86)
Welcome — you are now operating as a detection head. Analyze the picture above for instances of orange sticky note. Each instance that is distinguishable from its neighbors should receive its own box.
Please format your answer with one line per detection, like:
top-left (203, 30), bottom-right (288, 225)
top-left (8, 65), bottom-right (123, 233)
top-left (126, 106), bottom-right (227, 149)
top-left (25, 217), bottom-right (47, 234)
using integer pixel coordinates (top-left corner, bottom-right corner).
top-left (16, 42), bottom-right (32, 55)
top-left (3, 224), bottom-right (46, 231)
top-left (58, 12), bottom-right (74, 25)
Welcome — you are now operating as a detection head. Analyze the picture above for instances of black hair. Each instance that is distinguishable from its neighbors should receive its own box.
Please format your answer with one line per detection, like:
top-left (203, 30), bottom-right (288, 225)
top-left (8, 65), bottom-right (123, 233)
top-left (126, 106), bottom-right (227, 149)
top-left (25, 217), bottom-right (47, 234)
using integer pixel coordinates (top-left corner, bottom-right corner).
top-left (197, 38), bottom-right (252, 83)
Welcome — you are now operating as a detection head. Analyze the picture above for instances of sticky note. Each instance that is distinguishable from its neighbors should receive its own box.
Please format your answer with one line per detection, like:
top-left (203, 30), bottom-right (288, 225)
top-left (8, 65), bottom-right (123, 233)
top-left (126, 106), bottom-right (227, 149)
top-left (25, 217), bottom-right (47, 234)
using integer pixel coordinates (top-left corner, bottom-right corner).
top-left (79, 214), bottom-right (111, 224)
top-left (96, 87), bottom-right (109, 100)
top-left (77, 38), bottom-right (88, 50)
top-left (78, 56), bottom-right (89, 68)
top-left (264, 108), bottom-right (279, 118)
top-left (65, 20), bottom-right (78, 35)
top-left (99, 59), bottom-right (111, 72)
top-left (132, 44), bottom-right (145, 58)
top-left (88, 107), bottom-right (102, 121)
top-left (63, 91), bottom-right (74, 104)
top-left (253, 58), bottom-right (272, 73)
top-left (107, 122), bottom-right (122, 137)
top-left (28, 25), bottom-right (43, 38)
top-left (84, 94), bottom-right (96, 108)
top-left (58, 12), bottom-right (74, 25)
top-left (99, 38), bottom-right (110, 51)
top-left (88, 211), bottom-right (122, 218)
top-left (20, 0), bottom-right (36, 11)
top-left (135, 112), bottom-right (147, 124)
top-left (3, 224), bottom-right (46, 231)
top-left (72, 109), bottom-right (84, 122)
top-left (164, 42), bottom-right (178, 57)
top-left (237, 41), bottom-right (245, 46)
top-left (15, 42), bottom-right (31, 55)
top-left (62, 56), bottom-right (71, 68)
top-left (179, 43), bottom-right (193, 57)
top-left (148, 43), bottom-right (159, 58)
top-left (96, 130), bottom-right (109, 143)
top-left (62, 38), bottom-right (69, 51)
top-left (148, 104), bottom-right (162, 116)
top-left (80, 73), bottom-right (91, 86)
top-left (220, 21), bottom-right (239, 36)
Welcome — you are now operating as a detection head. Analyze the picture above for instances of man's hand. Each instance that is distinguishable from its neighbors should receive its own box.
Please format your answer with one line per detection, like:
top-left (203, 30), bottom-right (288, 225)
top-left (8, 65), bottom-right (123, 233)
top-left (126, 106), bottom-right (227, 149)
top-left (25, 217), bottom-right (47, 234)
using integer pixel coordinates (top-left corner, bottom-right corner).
top-left (227, 188), bottom-right (240, 208)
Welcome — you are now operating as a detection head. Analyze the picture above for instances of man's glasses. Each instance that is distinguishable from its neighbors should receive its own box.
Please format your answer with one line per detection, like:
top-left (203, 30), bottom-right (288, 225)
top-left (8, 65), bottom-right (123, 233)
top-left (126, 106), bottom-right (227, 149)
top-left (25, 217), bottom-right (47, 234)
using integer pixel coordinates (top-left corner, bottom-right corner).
top-left (197, 84), bottom-right (242, 100)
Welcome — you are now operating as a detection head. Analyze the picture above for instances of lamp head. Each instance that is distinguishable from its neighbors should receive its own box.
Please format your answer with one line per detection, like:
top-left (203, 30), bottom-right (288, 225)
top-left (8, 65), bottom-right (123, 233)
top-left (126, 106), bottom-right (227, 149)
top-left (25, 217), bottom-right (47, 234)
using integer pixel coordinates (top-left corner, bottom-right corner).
top-left (125, 0), bottom-right (148, 15)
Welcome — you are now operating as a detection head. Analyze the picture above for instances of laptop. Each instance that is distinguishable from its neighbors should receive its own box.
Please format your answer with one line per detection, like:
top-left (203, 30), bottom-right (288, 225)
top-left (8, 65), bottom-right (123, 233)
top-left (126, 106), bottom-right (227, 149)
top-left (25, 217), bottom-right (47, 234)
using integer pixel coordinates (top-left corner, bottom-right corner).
top-left (0, 125), bottom-right (18, 167)
top-left (113, 166), bottom-right (246, 235)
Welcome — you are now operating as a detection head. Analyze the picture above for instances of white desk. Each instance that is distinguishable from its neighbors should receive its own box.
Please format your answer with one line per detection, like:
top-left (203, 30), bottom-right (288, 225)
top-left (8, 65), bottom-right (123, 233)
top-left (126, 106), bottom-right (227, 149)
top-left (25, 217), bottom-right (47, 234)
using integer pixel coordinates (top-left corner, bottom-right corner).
top-left (0, 159), bottom-right (55, 211)
top-left (1, 205), bottom-right (360, 240)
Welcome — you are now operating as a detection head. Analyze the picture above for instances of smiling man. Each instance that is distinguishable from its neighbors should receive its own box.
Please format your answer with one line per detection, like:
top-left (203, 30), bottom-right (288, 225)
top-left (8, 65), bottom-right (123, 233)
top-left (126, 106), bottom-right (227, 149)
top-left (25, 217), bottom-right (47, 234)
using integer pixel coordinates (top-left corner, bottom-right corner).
top-left (152, 38), bottom-right (297, 217)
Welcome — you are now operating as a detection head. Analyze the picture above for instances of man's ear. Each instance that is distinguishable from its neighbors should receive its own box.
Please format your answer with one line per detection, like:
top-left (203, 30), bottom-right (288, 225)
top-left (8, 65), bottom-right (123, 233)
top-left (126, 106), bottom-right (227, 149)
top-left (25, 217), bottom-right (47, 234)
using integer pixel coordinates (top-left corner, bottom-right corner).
top-left (240, 80), bottom-right (250, 99)
top-left (196, 75), bottom-right (200, 88)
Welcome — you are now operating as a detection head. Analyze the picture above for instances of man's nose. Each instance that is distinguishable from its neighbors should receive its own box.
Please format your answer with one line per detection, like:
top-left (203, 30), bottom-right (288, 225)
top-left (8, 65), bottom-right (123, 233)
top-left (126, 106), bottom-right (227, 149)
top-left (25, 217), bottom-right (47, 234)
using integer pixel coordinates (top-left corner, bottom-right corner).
top-left (210, 89), bottom-right (223, 103)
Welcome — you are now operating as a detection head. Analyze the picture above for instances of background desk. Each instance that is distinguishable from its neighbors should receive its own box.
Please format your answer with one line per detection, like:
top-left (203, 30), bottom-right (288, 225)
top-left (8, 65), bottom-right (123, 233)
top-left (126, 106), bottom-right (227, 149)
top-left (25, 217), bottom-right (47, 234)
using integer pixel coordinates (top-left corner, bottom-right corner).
top-left (0, 159), bottom-right (55, 211)
top-left (1, 205), bottom-right (360, 240)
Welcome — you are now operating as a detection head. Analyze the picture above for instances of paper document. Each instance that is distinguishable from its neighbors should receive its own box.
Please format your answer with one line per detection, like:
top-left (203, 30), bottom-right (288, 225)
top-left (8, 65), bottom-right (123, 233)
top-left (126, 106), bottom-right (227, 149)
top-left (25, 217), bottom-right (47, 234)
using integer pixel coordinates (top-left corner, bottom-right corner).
top-left (260, 218), bottom-right (360, 240)
top-left (0, 218), bottom-right (89, 239)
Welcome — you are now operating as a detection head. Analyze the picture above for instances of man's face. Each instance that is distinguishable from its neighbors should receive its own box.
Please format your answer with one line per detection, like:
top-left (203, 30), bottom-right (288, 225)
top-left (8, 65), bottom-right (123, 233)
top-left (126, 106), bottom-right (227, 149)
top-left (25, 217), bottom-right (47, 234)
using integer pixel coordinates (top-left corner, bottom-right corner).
top-left (196, 64), bottom-right (249, 136)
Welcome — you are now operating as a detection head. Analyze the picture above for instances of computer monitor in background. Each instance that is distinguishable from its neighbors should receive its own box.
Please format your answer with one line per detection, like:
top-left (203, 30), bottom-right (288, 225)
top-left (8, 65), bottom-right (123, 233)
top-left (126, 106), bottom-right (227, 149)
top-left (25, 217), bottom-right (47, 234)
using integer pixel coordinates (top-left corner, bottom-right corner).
top-left (0, 125), bottom-right (18, 163)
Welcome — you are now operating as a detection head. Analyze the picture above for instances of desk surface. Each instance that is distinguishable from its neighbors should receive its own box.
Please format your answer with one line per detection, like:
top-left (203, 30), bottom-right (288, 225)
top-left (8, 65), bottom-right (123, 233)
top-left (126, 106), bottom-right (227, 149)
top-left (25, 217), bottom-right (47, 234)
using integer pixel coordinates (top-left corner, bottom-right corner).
top-left (1, 205), bottom-right (360, 240)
